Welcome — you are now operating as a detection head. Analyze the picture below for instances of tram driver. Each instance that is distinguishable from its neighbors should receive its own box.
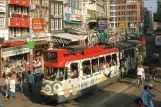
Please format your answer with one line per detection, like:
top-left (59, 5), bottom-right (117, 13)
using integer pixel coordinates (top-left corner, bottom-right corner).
top-left (50, 69), bottom-right (64, 81)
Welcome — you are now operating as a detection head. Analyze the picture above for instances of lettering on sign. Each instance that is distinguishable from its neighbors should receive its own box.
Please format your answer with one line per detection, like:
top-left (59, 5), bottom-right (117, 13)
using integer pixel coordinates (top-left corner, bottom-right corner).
top-left (2, 48), bottom-right (30, 58)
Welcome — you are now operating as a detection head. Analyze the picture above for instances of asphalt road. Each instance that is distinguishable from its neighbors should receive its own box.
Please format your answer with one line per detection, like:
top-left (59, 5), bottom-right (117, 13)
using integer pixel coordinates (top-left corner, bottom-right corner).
top-left (0, 35), bottom-right (161, 107)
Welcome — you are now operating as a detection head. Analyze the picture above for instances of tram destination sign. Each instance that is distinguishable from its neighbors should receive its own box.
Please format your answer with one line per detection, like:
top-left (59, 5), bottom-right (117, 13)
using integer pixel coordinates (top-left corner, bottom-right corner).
top-left (46, 52), bottom-right (57, 62)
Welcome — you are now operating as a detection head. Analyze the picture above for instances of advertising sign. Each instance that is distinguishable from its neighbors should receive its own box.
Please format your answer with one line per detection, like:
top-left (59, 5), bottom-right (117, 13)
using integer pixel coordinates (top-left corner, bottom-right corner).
top-left (32, 18), bottom-right (43, 32)
top-left (98, 24), bottom-right (106, 30)
top-left (119, 23), bottom-right (125, 29)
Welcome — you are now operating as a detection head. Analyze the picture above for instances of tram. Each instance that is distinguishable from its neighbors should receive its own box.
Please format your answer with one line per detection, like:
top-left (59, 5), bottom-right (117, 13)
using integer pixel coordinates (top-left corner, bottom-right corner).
top-left (40, 37), bottom-right (146, 103)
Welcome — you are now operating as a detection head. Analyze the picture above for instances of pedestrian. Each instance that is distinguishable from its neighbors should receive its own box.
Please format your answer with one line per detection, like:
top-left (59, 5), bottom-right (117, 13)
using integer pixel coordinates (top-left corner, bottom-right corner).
top-left (9, 74), bottom-right (16, 99)
top-left (153, 52), bottom-right (160, 67)
top-left (4, 74), bottom-right (10, 98)
top-left (147, 84), bottom-right (155, 107)
top-left (137, 64), bottom-right (145, 86)
top-left (27, 70), bottom-right (35, 94)
top-left (141, 85), bottom-right (149, 107)
top-left (17, 68), bottom-right (24, 93)
top-left (149, 63), bottom-right (157, 81)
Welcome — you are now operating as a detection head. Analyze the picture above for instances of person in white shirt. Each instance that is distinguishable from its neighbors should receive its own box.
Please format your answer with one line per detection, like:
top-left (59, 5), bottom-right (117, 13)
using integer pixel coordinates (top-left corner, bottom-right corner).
top-left (137, 64), bottom-right (145, 86)
top-left (9, 75), bottom-right (16, 99)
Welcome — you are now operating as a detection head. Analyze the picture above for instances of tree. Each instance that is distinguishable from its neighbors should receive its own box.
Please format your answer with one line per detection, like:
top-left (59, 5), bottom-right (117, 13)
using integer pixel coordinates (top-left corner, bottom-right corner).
top-left (154, 0), bottom-right (161, 22)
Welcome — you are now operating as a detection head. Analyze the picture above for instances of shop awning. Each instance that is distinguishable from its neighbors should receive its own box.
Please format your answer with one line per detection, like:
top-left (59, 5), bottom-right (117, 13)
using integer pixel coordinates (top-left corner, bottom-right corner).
top-left (52, 33), bottom-right (87, 42)
top-left (65, 20), bottom-right (82, 25)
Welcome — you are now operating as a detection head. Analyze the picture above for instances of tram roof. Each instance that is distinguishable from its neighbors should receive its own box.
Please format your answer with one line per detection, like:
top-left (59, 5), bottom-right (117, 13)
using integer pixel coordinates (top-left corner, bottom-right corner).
top-left (114, 42), bottom-right (137, 50)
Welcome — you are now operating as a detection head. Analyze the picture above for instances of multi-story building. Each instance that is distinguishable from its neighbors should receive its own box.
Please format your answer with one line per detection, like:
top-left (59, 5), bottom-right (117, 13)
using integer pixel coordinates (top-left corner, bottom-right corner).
top-left (30, 0), bottom-right (50, 60)
top-left (143, 6), bottom-right (153, 33)
top-left (0, 0), bottom-right (8, 41)
top-left (116, 0), bottom-right (144, 34)
top-left (107, 0), bottom-right (117, 32)
top-left (8, 0), bottom-right (30, 40)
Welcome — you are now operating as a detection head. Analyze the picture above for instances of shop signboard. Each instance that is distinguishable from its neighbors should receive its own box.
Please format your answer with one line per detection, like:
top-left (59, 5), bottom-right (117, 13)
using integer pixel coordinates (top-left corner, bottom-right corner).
top-left (2, 47), bottom-right (30, 58)
top-left (98, 24), bottom-right (106, 30)
top-left (9, 18), bottom-right (30, 27)
top-left (9, 0), bottom-right (30, 7)
top-left (27, 40), bottom-right (35, 49)
top-left (32, 18), bottom-right (43, 32)
top-left (119, 23), bottom-right (125, 29)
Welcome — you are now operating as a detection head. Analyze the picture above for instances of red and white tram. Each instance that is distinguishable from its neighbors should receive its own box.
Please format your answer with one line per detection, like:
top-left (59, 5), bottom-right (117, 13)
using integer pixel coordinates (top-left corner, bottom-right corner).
top-left (40, 37), bottom-right (146, 103)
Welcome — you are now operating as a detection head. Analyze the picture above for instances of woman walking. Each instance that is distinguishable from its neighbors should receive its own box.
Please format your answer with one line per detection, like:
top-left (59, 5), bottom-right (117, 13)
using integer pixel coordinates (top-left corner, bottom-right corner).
top-left (4, 74), bottom-right (10, 98)
top-left (137, 64), bottom-right (145, 87)
top-left (9, 74), bottom-right (16, 99)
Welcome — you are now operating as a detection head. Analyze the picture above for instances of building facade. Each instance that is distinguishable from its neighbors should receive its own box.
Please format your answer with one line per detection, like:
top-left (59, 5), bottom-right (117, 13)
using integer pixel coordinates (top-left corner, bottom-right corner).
top-left (8, 0), bottom-right (30, 40)
top-left (116, 0), bottom-right (143, 34)
top-left (107, 0), bottom-right (117, 32)
top-left (0, 0), bottom-right (8, 41)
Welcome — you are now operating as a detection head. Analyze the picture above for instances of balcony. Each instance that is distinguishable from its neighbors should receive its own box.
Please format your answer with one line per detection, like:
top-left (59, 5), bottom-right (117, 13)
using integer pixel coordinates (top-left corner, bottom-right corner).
top-left (8, 18), bottom-right (29, 27)
top-left (9, 0), bottom-right (30, 7)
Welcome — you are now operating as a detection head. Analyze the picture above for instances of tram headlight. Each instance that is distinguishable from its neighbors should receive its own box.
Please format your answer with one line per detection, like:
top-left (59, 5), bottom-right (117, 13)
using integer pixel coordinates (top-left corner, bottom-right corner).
top-left (46, 87), bottom-right (50, 91)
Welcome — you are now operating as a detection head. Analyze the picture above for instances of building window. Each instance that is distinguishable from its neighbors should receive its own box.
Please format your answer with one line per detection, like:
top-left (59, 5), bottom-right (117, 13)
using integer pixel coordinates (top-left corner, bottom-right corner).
top-left (0, 17), bottom-right (4, 27)
top-left (54, 19), bottom-right (58, 30)
top-left (59, 4), bottom-right (62, 15)
top-left (51, 19), bottom-right (54, 30)
top-left (59, 19), bottom-right (62, 29)
top-left (55, 4), bottom-right (58, 15)
top-left (0, 13), bottom-right (5, 27)
top-left (51, 3), bottom-right (54, 15)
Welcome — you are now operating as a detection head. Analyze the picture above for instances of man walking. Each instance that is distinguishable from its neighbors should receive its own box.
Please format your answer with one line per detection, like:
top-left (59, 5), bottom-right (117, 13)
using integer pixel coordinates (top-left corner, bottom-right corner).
top-left (27, 71), bottom-right (35, 94)
top-left (141, 85), bottom-right (149, 107)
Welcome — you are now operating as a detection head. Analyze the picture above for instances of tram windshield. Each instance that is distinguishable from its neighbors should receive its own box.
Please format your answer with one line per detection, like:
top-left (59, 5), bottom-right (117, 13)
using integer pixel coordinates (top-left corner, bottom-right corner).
top-left (44, 67), bottom-right (65, 81)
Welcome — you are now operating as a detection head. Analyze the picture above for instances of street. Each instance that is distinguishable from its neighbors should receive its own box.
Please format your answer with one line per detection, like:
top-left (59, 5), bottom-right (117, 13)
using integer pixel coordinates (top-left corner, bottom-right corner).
top-left (0, 35), bottom-right (161, 107)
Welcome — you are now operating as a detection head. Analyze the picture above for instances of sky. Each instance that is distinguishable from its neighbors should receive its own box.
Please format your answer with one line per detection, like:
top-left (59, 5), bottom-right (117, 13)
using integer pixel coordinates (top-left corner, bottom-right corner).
top-left (144, 0), bottom-right (157, 12)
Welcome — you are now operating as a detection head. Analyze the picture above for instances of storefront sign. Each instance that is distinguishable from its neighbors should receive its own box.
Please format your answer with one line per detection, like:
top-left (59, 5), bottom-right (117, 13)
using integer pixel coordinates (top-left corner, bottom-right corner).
top-left (27, 41), bottom-right (35, 49)
top-left (9, 18), bottom-right (30, 27)
top-left (65, 13), bottom-right (71, 21)
top-left (9, 0), bottom-right (30, 7)
top-left (98, 24), bottom-right (106, 30)
top-left (11, 13), bottom-right (29, 19)
top-left (54, 15), bottom-right (62, 18)
top-left (71, 14), bottom-right (83, 22)
top-left (2, 47), bottom-right (30, 58)
top-left (32, 18), bottom-right (43, 32)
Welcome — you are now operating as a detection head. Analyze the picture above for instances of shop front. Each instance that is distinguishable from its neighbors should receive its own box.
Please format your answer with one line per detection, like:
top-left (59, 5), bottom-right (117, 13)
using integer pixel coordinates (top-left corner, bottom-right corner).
top-left (0, 43), bottom-right (30, 78)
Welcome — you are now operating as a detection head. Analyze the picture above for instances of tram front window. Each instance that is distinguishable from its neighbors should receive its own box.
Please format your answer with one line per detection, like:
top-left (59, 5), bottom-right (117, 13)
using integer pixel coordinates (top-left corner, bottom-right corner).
top-left (45, 67), bottom-right (64, 81)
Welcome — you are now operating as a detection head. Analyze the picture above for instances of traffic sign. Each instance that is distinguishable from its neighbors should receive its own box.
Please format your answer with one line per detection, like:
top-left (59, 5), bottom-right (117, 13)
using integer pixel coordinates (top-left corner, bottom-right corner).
top-left (27, 40), bottom-right (35, 49)
top-left (119, 23), bottom-right (125, 29)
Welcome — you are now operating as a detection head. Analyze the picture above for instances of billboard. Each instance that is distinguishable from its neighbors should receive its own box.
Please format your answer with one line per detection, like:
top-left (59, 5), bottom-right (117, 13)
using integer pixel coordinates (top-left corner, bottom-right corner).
top-left (32, 18), bottom-right (43, 32)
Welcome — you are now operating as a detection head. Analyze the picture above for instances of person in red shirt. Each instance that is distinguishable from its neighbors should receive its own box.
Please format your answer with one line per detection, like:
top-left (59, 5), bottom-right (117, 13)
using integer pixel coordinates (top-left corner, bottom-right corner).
top-left (134, 101), bottom-right (145, 107)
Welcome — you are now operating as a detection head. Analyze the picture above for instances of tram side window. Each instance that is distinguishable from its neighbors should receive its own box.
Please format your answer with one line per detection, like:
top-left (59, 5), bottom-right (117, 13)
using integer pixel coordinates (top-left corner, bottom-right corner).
top-left (99, 57), bottom-right (106, 70)
top-left (112, 54), bottom-right (117, 66)
top-left (82, 60), bottom-right (91, 76)
top-left (91, 58), bottom-right (99, 73)
top-left (70, 63), bottom-right (78, 79)
top-left (106, 55), bottom-right (111, 68)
